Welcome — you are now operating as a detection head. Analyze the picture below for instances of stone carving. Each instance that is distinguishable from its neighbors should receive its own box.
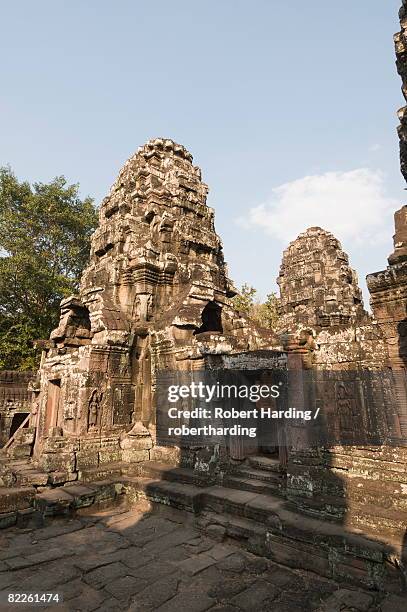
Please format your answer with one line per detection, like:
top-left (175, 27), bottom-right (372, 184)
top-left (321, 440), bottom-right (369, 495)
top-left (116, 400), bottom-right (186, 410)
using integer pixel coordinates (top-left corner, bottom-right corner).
top-left (336, 381), bottom-right (357, 437)
top-left (87, 389), bottom-right (102, 430)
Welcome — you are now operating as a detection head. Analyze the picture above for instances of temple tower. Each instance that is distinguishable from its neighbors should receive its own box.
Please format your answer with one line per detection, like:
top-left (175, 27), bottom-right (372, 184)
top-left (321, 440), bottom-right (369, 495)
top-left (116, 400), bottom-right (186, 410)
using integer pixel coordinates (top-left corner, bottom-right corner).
top-left (276, 226), bottom-right (384, 369)
top-left (277, 226), bottom-right (365, 331)
top-left (31, 138), bottom-right (275, 478)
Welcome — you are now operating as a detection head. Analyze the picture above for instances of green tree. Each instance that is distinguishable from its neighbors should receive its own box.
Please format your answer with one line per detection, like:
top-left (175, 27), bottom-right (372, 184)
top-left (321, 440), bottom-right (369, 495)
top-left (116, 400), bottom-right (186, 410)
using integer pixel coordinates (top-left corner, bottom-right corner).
top-left (233, 284), bottom-right (280, 329)
top-left (258, 292), bottom-right (281, 329)
top-left (0, 167), bottom-right (98, 370)
top-left (232, 283), bottom-right (257, 316)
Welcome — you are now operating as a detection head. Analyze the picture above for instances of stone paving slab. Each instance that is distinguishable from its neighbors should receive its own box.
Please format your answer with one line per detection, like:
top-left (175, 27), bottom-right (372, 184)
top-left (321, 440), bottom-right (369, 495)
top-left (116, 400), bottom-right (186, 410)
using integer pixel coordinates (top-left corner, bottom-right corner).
top-left (0, 500), bottom-right (404, 611)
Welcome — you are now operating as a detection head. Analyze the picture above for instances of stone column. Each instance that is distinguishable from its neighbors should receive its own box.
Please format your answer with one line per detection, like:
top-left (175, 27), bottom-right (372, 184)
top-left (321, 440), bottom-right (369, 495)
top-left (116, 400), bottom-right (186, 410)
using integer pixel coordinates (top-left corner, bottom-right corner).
top-left (367, 206), bottom-right (407, 442)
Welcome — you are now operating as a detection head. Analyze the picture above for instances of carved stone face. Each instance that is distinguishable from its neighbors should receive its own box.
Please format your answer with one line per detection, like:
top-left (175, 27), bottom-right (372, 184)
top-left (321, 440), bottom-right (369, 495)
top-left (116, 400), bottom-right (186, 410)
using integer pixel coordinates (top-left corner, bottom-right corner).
top-left (277, 227), bottom-right (366, 328)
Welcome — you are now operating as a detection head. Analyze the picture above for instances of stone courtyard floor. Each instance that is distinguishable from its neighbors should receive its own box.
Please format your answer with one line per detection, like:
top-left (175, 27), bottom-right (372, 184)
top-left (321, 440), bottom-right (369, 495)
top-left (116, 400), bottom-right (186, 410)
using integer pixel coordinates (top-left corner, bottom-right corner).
top-left (0, 500), bottom-right (405, 612)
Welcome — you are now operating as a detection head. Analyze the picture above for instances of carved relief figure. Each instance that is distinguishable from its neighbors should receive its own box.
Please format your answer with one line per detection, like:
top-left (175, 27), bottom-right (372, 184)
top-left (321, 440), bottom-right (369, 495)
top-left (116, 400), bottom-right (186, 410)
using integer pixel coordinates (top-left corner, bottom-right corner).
top-left (88, 389), bottom-right (103, 430)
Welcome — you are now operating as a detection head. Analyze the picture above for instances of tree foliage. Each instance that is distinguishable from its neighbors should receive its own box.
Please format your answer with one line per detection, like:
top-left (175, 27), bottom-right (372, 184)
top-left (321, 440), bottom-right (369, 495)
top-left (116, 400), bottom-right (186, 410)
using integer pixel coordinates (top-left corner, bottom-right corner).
top-left (233, 283), bottom-right (280, 329)
top-left (0, 167), bottom-right (98, 370)
top-left (232, 284), bottom-right (257, 315)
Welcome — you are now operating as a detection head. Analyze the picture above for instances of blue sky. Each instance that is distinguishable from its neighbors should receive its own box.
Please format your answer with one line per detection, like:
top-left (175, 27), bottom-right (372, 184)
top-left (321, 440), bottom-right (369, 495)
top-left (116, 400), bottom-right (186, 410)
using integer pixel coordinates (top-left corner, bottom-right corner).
top-left (0, 0), bottom-right (404, 305)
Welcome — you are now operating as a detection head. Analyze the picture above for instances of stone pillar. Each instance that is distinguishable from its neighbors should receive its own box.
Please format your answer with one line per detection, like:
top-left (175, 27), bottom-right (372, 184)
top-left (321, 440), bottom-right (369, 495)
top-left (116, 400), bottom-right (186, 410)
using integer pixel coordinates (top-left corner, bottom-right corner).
top-left (367, 206), bottom-right (407, 441)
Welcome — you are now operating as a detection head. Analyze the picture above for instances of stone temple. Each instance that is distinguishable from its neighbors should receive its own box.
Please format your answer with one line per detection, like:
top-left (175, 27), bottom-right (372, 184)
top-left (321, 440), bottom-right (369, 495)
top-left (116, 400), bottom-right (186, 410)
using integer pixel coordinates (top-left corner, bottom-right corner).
top-left (276, 226), bottom-right (387, 369)
top-left (26, 137), bottom-right (276, 480)
top-left (0, 5), bottom-right (407, 603)
top-left (277, 226), bottom-right (366, 330)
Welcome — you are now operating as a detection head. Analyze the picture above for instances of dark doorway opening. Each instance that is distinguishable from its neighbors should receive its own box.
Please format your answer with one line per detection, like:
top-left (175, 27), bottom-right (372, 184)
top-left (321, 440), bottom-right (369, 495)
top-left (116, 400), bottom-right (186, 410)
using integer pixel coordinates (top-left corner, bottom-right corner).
top-left (9, 412), bottom-right (29, 439)
top-left (195, 302), bottom-right (223, 334)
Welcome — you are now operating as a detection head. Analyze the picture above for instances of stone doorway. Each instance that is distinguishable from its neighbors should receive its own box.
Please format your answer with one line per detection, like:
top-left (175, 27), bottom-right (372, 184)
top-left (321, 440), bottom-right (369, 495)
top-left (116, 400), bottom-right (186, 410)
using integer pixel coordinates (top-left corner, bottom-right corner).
top-left (9, 412), bottom-right (29, 439)
top-left (45, 379), bottom-right (61, 433)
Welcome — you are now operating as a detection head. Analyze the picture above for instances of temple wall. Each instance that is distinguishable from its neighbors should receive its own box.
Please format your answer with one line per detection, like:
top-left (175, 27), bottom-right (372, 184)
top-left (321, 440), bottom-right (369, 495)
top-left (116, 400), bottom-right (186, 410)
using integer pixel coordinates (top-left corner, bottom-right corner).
top-left (274, 225), bottom-right (407, 552)
top-left (0, 370), bottom-right (34, 448)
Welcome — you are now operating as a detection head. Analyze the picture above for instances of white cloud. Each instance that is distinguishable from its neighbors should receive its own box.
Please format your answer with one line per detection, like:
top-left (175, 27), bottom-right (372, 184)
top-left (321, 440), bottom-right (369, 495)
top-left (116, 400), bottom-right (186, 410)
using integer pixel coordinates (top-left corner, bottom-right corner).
top-left (369, 143), bottom-right (381, 152)
top-left (241, 168), bottom-right (397, 245)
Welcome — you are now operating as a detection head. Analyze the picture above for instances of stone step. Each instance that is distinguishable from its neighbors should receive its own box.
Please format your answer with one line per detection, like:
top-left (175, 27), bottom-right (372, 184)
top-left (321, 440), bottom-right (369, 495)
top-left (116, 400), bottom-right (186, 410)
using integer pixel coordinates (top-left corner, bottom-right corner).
top-left (62, 484), bottom-right (99, 509)
top-left (34, 479), bottom-right (122, 517)
top-left (0, 483), bottom-right (37, 529)
top-left (247, 455), bottom-right (283, 473)
top-left (286, 491), bottom-right (347, 519)
top-left (78, 460), bottom-right (125, 483)
top-left (224, 475), bottom-right (285, 497)
top-left (123, 461), bottom-right (208, 487)
top-left (0, 478), bottom-right (121, 525)
top-left (290, 489), bottom-right (407, 532)
top-left (6, 460), bottom-right (30, 468)
top-left (196, 509), bottom-right (267, 542)
top-left (15, 469), bottom-right (49, 487)
top-left (72, 479), bottom-right (122, 513)
top-left (0, 459), bottom-right (49, 487)
top-left (122, 477), bottom-right (282, 521)
top-left (195, 504), bottom-right (396, 590)
top-left (0, 511), bottom-right (20, 529)
top-left (48, 470), bottom-right (78, 485)
top-left (35, 488), bottom-right (75, 516)
top-left (234, 467), bottom-right (285, 484)
top-left (199, 485), bottom-right (401, 555)
top-left (0, 486), bottom-right (36, 514)
top-left (202, 486), bottom-right (269, 519)
top-left (8, 444), bottom-right (32, 459)
top-left (199, 483), bottom-right (397, 546)
top-left (120, 476), bottom-right (351, 541)
top-left (122, 476), bottom-right (202, 513)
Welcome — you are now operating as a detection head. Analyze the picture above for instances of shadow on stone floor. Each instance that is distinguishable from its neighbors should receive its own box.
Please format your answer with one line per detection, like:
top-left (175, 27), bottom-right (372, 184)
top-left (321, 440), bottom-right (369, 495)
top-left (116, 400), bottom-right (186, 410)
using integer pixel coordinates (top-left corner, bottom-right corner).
top-left (0, 499), bottom-right (406, 612)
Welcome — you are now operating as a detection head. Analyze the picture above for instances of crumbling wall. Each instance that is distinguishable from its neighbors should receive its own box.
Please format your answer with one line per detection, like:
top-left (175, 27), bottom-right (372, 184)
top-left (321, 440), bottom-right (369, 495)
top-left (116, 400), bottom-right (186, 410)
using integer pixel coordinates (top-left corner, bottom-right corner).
top-left (0, 371), bottom-right (34, 447)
